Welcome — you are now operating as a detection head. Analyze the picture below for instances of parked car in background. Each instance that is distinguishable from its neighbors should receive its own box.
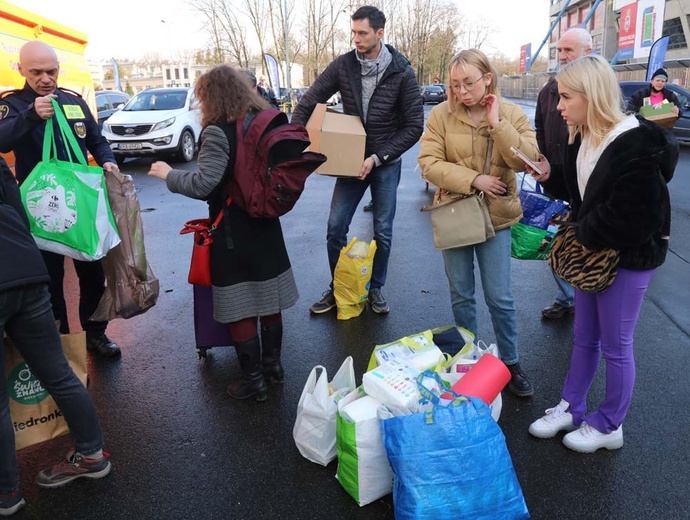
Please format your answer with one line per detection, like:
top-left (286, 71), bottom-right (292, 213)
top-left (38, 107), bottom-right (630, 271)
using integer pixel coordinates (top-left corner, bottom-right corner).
top-left (421, 85), bottom-right (446, 104)
top-left (101, 87), bottom-right (201, 163)
top-left (95, 90), bottom-right (130, 129)
top-left (620, 80), bottom-right (690, 143)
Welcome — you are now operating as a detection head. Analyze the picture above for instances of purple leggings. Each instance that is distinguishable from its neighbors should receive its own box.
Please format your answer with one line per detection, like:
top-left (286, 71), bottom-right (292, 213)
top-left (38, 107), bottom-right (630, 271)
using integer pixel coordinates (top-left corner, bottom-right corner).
top-left (562, 268), bottom-right (656, 434)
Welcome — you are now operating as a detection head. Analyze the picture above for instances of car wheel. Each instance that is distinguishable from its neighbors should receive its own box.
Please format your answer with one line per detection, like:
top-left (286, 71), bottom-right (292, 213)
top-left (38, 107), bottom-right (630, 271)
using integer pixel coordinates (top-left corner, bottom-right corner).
top-left (176, 130), bottom-right (195, 162)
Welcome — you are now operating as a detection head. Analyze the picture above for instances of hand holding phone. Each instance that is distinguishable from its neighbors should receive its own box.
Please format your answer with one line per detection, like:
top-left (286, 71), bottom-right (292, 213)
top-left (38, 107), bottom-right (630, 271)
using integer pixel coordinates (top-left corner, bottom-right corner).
top-left (510, 146), bottom-right (545, 175)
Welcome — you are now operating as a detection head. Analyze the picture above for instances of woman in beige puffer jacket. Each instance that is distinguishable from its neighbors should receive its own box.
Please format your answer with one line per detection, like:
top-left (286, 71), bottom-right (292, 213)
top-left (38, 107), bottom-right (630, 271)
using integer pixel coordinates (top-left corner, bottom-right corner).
top-left (418, 48), bottom-right (539, 397)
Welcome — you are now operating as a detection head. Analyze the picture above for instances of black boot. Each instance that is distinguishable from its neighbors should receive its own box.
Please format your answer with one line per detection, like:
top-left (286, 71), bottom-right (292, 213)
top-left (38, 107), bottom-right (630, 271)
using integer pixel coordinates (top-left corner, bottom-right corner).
top-left (227, 336), bottom-right (268, 402)
top-left (506, 362), bottom-right (534, 397)
top-left (261, 324), bottom-right (284, 385)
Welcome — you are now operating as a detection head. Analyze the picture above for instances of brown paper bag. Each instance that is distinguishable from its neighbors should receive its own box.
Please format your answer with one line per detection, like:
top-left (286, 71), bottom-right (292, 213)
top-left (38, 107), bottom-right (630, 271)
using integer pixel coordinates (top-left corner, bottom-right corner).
top-left (4, 332), bottom-right (88, 450)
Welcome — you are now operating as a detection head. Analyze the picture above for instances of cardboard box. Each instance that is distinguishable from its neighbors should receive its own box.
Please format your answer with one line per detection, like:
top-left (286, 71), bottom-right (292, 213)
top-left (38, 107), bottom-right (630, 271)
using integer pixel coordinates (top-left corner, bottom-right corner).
top-left (640, 102), bottom-right (677, 129)
top-left (305, 104), bottom-right (366, 177)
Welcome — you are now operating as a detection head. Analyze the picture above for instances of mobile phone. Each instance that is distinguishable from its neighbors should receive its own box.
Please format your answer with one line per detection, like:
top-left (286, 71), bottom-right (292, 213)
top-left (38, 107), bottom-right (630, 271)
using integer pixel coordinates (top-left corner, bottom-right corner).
top-left (510, 146), bottom-right (545, 175)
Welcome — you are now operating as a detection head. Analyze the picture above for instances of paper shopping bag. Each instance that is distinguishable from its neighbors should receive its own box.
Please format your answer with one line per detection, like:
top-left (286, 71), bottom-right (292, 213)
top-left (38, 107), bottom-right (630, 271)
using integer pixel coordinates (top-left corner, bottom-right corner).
top-left (5, 331), bottom-right (88, 450)
top-left (293, 357), bottom-right (356, 466)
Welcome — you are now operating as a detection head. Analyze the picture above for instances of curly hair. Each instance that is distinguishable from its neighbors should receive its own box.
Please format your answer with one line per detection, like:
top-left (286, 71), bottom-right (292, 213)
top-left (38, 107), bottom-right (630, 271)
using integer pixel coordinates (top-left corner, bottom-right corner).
top-left (194, 65), bottom-right (268, 127)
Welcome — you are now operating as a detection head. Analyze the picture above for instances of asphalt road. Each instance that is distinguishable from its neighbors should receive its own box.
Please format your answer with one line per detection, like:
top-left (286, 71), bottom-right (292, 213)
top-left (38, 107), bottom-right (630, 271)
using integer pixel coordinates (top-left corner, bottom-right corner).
top-left (11, 102), bottom-right (690, 520)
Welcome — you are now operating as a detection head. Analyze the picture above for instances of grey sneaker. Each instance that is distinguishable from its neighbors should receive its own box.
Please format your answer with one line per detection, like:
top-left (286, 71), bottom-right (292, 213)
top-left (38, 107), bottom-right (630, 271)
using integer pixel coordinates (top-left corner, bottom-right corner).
top-left (309, 290), bottom-right (336, 314)
top-left (368, 289), bottom-right (390, 314)
top-left (36, 451), bottom-right (112, 489)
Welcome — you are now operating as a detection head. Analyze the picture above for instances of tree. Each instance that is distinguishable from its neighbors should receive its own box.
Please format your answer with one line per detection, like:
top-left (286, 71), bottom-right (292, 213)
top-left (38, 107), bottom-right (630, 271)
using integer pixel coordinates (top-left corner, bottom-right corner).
top-left (125, 81), bottom-right (134, 96)
top-left (191, 0), bottom-right (251, 67)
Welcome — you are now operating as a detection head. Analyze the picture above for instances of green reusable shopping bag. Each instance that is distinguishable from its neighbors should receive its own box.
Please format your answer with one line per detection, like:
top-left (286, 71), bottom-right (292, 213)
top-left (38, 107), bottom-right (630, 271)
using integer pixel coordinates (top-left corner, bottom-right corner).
top-left (511, 222), bottom-right (554, 260)
top-left (335, 388), bottom-right (393, 506)
top-left (20, 98), bottom-right (119, 261)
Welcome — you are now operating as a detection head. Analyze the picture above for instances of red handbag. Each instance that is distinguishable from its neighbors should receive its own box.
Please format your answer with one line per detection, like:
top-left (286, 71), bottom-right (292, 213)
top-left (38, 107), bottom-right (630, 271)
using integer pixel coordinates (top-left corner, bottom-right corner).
top-left (180, 210), bottom-right (224, 286)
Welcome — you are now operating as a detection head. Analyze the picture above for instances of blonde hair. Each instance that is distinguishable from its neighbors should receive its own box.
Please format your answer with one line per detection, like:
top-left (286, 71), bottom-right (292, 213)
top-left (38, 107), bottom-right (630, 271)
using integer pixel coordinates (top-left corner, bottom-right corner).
top-left (556, 54), bottom-right (626, 147)
top-left (448, 49), bottom-right (499, 112)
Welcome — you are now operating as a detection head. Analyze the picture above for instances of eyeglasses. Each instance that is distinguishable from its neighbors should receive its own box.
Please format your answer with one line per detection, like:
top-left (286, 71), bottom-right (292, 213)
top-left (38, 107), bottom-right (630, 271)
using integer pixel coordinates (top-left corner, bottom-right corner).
top-left (450, 74), bottom-right (487, 92)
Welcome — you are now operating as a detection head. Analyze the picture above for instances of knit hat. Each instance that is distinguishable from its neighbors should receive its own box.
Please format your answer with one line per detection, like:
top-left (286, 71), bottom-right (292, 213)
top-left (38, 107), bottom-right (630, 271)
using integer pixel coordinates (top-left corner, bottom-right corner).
top-left (651, 68), bottom-right (668, 81)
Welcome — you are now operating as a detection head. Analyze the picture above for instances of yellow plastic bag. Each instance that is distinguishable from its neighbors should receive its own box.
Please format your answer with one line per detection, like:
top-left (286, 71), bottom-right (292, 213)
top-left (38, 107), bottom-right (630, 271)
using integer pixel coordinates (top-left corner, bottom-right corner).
top-left (334, 238), bottom-right (377, 320)
top-left (366, 326), bottom-right (475, 372)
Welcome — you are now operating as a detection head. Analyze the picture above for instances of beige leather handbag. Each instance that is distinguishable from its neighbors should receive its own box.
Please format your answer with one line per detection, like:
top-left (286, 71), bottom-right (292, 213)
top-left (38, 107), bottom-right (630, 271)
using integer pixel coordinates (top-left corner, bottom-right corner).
top-left (421, 139), bottom-right (496, 250)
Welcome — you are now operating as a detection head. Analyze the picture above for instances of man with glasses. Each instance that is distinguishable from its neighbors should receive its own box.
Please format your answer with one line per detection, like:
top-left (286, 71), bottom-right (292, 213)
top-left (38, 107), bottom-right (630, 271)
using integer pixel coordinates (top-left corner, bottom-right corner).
top-left (292, 5), bottom-right (423, 315)
top-left (534, 28), bottom-right (592, 320)
top-left (627, 68), bottom-right (682, 117)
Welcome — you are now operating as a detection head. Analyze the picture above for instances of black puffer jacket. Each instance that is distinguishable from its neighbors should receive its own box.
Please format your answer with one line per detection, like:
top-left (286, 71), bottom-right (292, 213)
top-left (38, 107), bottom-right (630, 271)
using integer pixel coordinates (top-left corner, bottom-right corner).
top-left (544, 116), bottom-right (677, 270)
top-left (0, 156), bottom-right (49, 292)
top-left (292, 45), bottom-right (423, 164)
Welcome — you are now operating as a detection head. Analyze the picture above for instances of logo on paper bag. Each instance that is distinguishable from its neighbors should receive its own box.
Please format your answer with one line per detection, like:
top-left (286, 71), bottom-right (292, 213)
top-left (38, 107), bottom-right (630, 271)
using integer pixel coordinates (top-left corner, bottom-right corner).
top-left (74, 122), bottom-right (87, 138)
top-left (24, 174), bottom-right (78, 234)
top-left (8, 361), bottom-right (49, 404)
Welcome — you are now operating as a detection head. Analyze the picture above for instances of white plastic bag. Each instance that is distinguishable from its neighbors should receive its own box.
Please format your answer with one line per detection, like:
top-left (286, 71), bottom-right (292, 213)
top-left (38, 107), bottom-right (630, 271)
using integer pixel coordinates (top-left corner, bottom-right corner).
top-left (293, 356), bottom-right (356, 466)
top-left (336, 388), bottom-right (393, 506)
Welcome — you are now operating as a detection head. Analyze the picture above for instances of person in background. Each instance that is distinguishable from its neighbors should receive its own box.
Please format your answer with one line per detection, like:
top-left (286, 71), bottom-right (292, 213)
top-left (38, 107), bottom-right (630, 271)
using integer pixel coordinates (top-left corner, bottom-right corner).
top-left (418, 48), bottom-right (539, 397)
top-left (535, 28), bottom-right (592, 320)
top-left (626, 68), bottom-right (682, 118)
top-left (148, 66), bottom-right (298, 402)
top-left (0, 156), bottom-right (112, 517)
top-left (258, 76), bottom-right (279, 108)
top-left (528, 55), bottom-right (676, 452)
top-left (0, 41), bottom-right (121, 357)
top-left (292, 5), bottom-right (423, 316)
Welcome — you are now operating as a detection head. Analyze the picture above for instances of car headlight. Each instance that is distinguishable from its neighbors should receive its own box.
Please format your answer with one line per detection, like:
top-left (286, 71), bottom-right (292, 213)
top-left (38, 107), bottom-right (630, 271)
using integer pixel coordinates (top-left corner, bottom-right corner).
top-left (102, 121), bottom-right (111, 132)
top-left (152, 117), bottom-right (176, 132)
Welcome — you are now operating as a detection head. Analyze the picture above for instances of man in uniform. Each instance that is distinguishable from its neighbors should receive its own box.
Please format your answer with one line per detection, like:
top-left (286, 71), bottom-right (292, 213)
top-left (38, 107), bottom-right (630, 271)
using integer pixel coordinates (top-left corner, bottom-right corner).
top-left (292, 5), bottom-right (423, 315)
top-left (0, 41), bottom-right (121, 357)
top-left (534, 28), bottom-right (592, 320)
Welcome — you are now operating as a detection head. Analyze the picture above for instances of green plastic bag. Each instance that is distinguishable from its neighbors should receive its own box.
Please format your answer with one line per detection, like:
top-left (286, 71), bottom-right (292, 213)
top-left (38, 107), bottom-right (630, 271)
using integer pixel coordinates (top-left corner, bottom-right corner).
top-left (20, 98), bottom-right (119, 261)
top-left (511, 222), bottom-right (555, 260)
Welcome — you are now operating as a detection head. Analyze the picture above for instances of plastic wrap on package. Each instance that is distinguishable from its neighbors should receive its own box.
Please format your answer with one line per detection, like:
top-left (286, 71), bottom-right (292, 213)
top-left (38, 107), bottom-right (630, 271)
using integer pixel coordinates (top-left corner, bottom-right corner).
top-left (90, 170), bottom-right (159, 321)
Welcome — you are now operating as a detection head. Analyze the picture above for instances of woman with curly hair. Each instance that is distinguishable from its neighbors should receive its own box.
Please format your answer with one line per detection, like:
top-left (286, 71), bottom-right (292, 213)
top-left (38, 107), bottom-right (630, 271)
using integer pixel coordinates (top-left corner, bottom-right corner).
top-left (148, 66), bottom-right (298, 402)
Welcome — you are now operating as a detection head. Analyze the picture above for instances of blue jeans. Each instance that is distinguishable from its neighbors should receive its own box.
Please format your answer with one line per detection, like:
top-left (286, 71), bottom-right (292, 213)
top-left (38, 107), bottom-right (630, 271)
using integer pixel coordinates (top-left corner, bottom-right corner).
top-left (0, 284), bottom-right (103, 493)
top-left (326, 161), bottom-right (402, 290)
top-left (551, 266), bottom-right (575, 308)
top-left (441, 228), bottom-right (519, 364)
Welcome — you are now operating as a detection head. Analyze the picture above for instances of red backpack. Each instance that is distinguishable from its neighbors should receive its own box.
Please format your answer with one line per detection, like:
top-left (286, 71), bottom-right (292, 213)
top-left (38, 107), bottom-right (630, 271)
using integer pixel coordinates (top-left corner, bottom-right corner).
top-left (227, 108), bottom-right (327, 218)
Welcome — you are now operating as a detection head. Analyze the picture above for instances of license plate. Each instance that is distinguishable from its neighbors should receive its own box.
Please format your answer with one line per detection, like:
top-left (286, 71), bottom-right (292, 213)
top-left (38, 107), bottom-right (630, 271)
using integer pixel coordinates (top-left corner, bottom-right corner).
top-left (119, 143), bottom-right (142, 150)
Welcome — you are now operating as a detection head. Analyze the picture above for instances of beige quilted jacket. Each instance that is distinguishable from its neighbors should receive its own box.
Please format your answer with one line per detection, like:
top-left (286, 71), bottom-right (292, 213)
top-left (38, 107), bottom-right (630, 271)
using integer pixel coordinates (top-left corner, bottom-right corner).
top-left (418, 99), bottom-right (539, 231)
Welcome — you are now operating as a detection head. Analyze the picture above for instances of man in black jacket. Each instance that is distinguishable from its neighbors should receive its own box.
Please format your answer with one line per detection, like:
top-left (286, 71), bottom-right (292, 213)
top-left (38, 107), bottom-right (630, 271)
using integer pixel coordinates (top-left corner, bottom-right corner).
top-left (0, 157), bottom-right (111, 516)
top-left (292, 5), bottom-right (423, 315)
top-left (0, 41), bottom-right (120, 357)
top-left (627, 68), bottom-right (683, 118)
top-left (534, 28), bottom-right (591, 320)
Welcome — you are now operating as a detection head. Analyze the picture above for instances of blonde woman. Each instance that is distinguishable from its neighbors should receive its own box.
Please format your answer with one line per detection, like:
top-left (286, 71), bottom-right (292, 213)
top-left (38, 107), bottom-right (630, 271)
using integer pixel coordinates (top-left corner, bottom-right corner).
top-left (527, 55), bottom-right (677, 452)
top-left (418, 49), bottom-right (539, 396)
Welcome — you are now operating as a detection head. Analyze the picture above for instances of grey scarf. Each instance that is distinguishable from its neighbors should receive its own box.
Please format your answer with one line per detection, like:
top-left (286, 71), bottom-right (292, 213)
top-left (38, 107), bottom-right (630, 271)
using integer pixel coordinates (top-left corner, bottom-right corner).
top-left (357, 43), bottom-right (392, 122)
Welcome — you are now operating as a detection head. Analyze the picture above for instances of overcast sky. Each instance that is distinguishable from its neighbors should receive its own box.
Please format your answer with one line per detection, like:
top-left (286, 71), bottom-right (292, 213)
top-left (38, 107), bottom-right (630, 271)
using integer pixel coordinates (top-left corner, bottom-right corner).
top-left (16, 0), bottom-right (551, 61)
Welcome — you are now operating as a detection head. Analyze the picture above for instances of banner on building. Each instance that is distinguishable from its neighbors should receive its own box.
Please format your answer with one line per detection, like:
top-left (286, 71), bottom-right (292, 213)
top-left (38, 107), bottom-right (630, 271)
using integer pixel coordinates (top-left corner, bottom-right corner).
top-left (264, 54), bottom-right (281, 98)
top-left (646, 36), bottom-right (670, 81)
top-left (617, 0), bottom-right (666, 61)
top-left (519, 44), bottom-right (532, 74)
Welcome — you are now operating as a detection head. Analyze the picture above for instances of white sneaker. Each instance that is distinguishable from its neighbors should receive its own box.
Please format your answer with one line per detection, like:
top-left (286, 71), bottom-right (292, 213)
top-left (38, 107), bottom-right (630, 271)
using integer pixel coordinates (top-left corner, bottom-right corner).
top-left (562, 422), bottom-right (624, 453)
top-left (528, 399), bottom-right (576, 439)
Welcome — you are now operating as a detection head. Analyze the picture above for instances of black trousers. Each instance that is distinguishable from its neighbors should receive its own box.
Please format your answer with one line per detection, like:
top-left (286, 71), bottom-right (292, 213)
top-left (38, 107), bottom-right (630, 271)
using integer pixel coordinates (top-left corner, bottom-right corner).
top-left (40, 251), bottom-right (107, 336)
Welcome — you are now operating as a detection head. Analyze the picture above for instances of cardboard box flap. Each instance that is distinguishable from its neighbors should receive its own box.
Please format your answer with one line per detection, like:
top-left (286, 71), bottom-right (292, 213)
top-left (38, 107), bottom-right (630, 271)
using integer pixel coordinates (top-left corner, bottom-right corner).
top-left (323, 109), bottom-right (366, 135)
